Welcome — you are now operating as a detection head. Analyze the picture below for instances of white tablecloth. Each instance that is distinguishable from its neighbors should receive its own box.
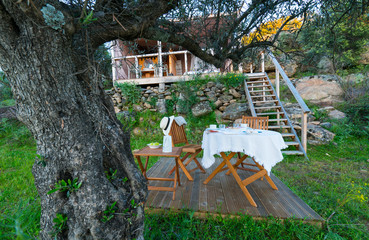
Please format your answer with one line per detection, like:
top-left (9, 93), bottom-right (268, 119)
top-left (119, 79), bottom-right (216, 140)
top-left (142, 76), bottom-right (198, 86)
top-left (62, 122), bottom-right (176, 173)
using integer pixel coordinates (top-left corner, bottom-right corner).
top-left (201, 129), bottom-right (288, 174)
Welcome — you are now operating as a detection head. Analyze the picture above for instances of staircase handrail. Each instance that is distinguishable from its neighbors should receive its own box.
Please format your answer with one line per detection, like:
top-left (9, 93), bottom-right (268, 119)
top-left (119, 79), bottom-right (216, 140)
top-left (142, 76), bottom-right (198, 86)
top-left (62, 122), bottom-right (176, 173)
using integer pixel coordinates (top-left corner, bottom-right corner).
top-left (266, 50), bottom-right (310, 114)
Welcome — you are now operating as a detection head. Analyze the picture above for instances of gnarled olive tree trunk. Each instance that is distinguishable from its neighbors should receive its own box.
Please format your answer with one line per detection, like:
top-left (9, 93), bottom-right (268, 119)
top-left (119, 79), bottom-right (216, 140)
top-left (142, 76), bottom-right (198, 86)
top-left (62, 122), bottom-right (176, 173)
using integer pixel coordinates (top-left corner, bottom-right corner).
top-left (0, 3), bottom-right (148, 239)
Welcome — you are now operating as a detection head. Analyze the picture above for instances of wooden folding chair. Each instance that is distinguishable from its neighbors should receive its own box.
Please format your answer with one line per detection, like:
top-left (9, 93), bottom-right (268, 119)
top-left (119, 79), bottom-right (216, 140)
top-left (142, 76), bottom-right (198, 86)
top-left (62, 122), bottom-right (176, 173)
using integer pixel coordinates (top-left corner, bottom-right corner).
top-left (167, 121), bottom-right (206, 181)
top-left (239, 116), bottom-right (269, 168)
top-left (226, 116), bottom-right (277, 191)
top-left (241, 116), bottom-right (269, 130)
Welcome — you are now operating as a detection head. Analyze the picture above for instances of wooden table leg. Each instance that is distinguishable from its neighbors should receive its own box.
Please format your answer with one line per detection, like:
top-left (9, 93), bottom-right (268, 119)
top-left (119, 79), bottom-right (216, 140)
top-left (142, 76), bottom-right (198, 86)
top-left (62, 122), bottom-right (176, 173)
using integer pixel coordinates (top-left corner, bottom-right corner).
top-left (203, 152), bottom-right (236, 184)
top-left (136, 156), bottom-right (147, 179)
top-left (168, 153), bottom-right (190, 176)
top-left (221, 152), bottom-right (257, 207)
top-left (253, 161), bottom-right (278, 190)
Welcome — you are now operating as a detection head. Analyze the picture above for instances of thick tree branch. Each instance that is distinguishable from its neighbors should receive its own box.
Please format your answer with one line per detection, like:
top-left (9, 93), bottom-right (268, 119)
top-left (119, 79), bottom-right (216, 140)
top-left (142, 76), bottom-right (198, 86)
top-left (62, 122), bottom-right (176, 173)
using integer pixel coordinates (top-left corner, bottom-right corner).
top-left (87, 0), bottom-right (179, 49)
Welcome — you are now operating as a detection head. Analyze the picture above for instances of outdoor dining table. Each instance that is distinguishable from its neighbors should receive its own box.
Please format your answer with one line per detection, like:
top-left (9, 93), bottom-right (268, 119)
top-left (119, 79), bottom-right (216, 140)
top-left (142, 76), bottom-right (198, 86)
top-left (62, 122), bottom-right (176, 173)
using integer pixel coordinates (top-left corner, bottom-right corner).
top-left (201, 128), bottom-right (288, 207)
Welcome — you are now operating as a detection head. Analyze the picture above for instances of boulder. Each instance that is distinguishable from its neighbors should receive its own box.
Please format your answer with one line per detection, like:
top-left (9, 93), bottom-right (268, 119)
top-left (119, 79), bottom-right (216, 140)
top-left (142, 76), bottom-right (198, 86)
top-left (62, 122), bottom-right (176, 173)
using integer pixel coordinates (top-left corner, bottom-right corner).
top-left (229, 88), bottom-right (241, 98)
top-left (328, 110), bottom-right (346, 119)
top-left (221, 103), bottom-right (248, 120)
top-left (144, 102), bottom-right (152, 109)
top-left (191, 101), bottom-right (213, 117)
top-left (214, 110), bottom-right (223, 123)
top-left (156, 99), bottom-right (167, 114)
top-left (207, 81), bottom-right (216, 88)
top-left (214, 100), bottom-right (222, 108)
top-left (205, 91), bottom-right (217, 101)
top-left (307, 123), bottom-right (335, 145)
top-left (218, 95), bottom-right (233, 103)
top-left (317, 56), bottom-right (335, 74)
top-left (359, 44), bottom-right (369, 65)
top-left (320, 122), bottom-right (333, 129)
top-left (295, 75), bottom-right (344, 106)
top-left (133, 104), bottom-right (143, 112)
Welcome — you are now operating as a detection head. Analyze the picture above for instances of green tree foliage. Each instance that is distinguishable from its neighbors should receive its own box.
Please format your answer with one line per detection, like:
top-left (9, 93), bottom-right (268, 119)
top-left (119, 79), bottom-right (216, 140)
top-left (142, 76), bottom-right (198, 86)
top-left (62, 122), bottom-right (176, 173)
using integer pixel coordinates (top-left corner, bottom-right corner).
top-left (299, 1), bottom-right (369, 70)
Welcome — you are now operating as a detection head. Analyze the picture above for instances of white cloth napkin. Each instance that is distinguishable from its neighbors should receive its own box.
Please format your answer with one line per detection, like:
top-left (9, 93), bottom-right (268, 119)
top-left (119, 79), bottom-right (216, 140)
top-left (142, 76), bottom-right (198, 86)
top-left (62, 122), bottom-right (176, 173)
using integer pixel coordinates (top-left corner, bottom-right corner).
top-left (201, 130), bottom-right (288, 174)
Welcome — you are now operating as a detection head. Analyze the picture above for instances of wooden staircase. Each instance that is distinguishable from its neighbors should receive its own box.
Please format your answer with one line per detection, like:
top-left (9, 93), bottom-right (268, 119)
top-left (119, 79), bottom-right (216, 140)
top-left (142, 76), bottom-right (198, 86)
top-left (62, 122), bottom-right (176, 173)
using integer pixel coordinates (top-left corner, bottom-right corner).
top-left (244, 72), bottom-right (307, 156)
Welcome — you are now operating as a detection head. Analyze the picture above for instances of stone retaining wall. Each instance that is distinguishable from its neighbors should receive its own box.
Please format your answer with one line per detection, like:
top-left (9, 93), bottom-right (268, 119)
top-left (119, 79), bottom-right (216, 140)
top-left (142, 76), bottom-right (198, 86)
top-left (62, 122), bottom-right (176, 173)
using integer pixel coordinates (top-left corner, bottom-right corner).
top-left (106, 81), bottom-right (249, 121)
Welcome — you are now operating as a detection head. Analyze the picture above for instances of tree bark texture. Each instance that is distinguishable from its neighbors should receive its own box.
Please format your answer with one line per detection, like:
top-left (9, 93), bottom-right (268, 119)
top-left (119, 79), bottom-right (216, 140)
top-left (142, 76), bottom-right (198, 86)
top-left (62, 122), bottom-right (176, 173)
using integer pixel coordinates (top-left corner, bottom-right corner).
top-left (0, 2), bottom-right (149, 239)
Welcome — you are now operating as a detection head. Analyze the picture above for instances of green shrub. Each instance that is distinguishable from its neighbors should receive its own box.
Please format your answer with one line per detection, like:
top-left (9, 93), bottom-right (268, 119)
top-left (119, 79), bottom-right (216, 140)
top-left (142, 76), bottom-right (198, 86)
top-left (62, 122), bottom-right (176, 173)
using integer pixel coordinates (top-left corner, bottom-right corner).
top-left (115, 82), bottom-right (141, 105)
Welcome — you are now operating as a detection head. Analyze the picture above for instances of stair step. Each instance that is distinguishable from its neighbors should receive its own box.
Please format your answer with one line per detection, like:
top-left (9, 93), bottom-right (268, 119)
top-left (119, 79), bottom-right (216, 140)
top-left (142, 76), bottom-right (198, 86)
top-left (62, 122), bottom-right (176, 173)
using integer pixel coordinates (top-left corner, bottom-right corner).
top-left (256, 111), bottom-right (284, 115)
top-left (281, 133), bottom-right (295, 137)
top-left (268, 118), bottom-right (288, 122)
top-left (246, 80), bottom-right (269, 84)
top-left (282, 150), bottom-right (304, 155)
top-left (253, 100), bottom-right (279, 104)
top-left (245, 73), bottom-right (266, 79)
top-left (255, 106), bottom-right (281, 110)
top-left (247, 84), bottom-right (271, 88)
top-left (251, 95), bottom-right (276, 98)
top-left (268, 125), bottom-right (291, 129)
top-left (249, 89), bottom-right (273, 93)
top-left (285, 141), bottom-right (299, 146)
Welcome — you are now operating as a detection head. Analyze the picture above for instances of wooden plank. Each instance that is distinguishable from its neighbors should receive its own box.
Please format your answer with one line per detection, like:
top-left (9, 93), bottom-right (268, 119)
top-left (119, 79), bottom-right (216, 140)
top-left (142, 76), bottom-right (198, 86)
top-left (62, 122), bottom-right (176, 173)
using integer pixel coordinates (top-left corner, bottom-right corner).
top-left (249, 176), bottom-right (290, 218)
top-left (220, 159), bottom-right (260, 216)
top-left (212, 168), bottom-right (228, 214)
top-left (189, 167), bottom-right (201, 211)
top-left (198, 160), bottom-right (208, 212)
top-left (270, 175), bottom-right (324, 220)
top-left (147, 158), bottom-right (173, 208)
top-left (145, 158), bottom-right (168, 207)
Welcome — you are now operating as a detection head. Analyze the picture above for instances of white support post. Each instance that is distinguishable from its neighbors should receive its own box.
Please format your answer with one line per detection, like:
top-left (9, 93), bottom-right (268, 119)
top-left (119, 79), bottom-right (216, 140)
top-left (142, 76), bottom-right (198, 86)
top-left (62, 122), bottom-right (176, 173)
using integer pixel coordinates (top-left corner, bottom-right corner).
top-left (261, 51), bottom-right (265, 72)
top-left (276, 67), bottom-right (280, 122)
top-left (250, 63), bottom-right (253, 73)
top-left (110, 41), bottom-right (116, 83)
top-left (135, 56), bottom-right (139, 79)
top-left (158, 41), bottom-right (163, 77)
top-left (184, 51), bottom-right (188, 74)
top-left (275, 68), bottom-right (280, 98)
top-left (301, 112), bottom-right (308, 152)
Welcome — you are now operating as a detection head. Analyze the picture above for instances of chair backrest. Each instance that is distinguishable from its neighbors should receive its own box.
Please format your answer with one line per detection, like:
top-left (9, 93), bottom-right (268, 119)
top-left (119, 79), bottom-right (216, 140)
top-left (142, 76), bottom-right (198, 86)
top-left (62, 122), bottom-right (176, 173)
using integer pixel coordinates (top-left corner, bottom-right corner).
top-left (241, 116), bottom-right (269, 130)
top-left (169, 121), bottom-right (189, 147)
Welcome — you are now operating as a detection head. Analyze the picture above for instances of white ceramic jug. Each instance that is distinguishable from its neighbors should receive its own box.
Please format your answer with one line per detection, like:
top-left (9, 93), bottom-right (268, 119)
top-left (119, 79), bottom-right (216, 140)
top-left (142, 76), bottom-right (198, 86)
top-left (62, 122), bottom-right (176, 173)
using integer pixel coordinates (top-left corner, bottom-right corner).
top-left (162, 135), bottom-right (172, 153)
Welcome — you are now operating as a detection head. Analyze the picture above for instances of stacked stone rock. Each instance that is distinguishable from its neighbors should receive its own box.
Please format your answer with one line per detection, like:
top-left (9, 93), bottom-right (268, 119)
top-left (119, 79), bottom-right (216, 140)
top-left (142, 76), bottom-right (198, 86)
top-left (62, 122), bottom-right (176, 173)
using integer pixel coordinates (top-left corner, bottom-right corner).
top-left (106, 81), bottom-right (249, 122)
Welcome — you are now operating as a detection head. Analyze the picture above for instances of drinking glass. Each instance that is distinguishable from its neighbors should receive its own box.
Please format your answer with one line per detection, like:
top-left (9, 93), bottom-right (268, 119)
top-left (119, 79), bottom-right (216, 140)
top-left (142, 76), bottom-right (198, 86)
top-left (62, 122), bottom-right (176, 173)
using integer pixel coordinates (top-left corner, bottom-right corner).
top-left (219, 124), bottom-right (226, 129)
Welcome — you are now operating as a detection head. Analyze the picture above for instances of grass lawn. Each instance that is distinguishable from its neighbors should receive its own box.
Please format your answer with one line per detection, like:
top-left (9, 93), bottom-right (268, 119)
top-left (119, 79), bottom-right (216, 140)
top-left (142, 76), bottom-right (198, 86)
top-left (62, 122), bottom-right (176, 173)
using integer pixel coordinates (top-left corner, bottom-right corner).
top-left (0, 115), bottom-right (368, 239)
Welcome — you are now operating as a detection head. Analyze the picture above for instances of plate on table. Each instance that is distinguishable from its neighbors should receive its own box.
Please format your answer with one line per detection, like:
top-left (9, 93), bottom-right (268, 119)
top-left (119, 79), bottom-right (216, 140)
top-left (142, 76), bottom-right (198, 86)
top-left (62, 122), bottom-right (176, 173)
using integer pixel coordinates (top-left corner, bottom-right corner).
top-left (147, 143), bottom-right (162, 149)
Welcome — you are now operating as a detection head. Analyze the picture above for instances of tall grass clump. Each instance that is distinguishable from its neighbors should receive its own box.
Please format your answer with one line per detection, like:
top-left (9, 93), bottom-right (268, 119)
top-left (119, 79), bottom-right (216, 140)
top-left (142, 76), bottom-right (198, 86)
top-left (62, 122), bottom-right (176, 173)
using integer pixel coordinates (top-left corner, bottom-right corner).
top-left (0, 119), bottom-right (39, 239)
top-left (338, 77), bottom-right (369, 136)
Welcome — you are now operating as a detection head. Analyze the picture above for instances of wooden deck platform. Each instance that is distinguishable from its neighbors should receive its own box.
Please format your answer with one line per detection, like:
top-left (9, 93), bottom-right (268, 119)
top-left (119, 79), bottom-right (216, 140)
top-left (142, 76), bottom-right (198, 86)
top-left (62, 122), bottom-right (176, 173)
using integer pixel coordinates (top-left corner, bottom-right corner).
top-left (145, 157), bottom-right (324, 225)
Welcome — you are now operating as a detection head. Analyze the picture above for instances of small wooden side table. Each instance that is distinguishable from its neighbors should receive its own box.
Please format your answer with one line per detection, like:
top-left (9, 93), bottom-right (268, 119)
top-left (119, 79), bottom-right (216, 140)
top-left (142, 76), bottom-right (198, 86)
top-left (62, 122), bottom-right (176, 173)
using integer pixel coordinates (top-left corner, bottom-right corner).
top-left (133, 146), bottom-right (182, 200)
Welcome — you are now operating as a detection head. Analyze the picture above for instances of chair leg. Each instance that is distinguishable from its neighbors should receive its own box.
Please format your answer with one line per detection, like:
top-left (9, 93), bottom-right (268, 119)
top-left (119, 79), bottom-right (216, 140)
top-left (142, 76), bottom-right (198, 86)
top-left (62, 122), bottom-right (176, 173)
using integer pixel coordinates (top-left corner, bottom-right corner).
top-left (168, 152), bottom-right (191, 176)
